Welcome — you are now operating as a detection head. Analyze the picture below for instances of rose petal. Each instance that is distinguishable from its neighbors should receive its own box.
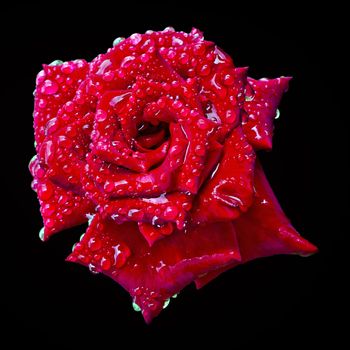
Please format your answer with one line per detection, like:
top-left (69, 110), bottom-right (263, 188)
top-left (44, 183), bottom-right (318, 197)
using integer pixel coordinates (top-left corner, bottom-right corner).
top-left (192, 126), bottom-right (256, 223)
top-left (102, 192), bottom-right (191, 235)
top-left (199, 67), bottom-right (247, 129)
top-left (87, 123), bottom-right (187, 199)
top-left (243, 77), bottom-right (291, 150)
top-left (195, 160), bottom-right (317, 288)
top-left (29, 155), bottom-right (94, 239)
top-left (38, 113), bottom-right (94, 192)
top-left (33, 60), bottom-right (89, 150)
top-left (91, 90), bottom-right (169, 172)
top-left (67, 214), bottom-right (241, 323)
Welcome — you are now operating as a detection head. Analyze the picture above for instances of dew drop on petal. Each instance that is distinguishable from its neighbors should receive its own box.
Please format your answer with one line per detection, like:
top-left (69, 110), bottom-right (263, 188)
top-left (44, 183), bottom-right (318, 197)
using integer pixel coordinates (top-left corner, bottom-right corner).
top-left (88, 263), bottom-right (99, 274)
top-left (130, 33), bottom-right (142, 45)
top-left (163, 205), bottom-right (179, 220)
top-left (113, 37), bottom-right (125, 46)
top-left (61, 62), bottom-right (74, 74)
top-left (41, 80), bottom-right (59, 95)
top-left (275, 108), bottom-right (280, 119)
top-left (132, 301), bottom-right (141, 312)
top-left (86, 213), bottom-right (95, 225)
top-left (39, 183), bottom-right (53, 201)
top-left (163, 298), bottom-right (171, 309)
top-left (39, 227), bottom-right (45, 241)
top-left (49, 60), bottom-right (64, 66)
top-left (100, 256), bottom-right (112, 270)
top-left (95, 109), bottom-right (107, 122)
top-left (88, 237), bottom-right (102, 251)
top-left (163, 26), bottom-right (175, 32)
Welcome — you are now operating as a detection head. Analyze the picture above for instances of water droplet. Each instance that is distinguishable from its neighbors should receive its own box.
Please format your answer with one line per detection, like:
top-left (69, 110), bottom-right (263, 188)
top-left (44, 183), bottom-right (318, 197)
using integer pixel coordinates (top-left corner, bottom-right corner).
top-left (194, 144), bottom-right (206, 156)
top-left (132, 301), bottom-right (141, 312)
top-left (49, 60), bottom-right (64, 66)
top-left (172, 293), bottom-right (178, 299)
top-left (38, 99), bottom-right (47, 108)
top-left (39, 227), bottom-right (45, 241)
top-left (206, 104), bottom-right (221, 124)
top-left (130, 33), bottom-right (142, 45)
top-left (245, 95), bottom-right (254, 102)
top-left (163, 298), bottom-right (171, 309)
top-left (88, 263), bottom-right (99, 274)
top-left (163, 26), bottom-right (175, 32)
top-left (86, 213), bottom-right (95, 225)
top-left (140, 53), bottom-right (150, 63)
top-left (88, 237), bottom-right (102, 251)
top-left (275, 108), bottom-right (280, 119)
top-left (110, 92), bottom-right (131, 107)
top-left (29, 154), bottom-right (37, 167)
top-left (41, 80), bottom-right (59, 95)
top-left (163, 205), bottom-right (179, 220)
top-left (197, 118), bottom-right (210, 130)
top-left (61, 62), bottom-right (74, 74)
top-left (113, 37), bottom-right (125, 46)
top-left (36, 70), bottom-right (46, 85)
top-left (104, 180), bottom-right (115, 193)
top-left (113, 244), bottom-right (131, 268)
top-left (223, 73), bottom-right (234, 86)
top-left (251, 125), bottom-right (262, 140)
top-left (199, 64), bottom-right (211, 76)
top-left (95, 109), bottom-right (107, 122)
top-left (133, 287), bottom-right (142, 296)
top-left (39, 183), bottom-right (53, 200)
top-left (100, 256), bottom-right (112, 270)
top-left (97, 59), bottom-right (112, 75)
top-left (142, 194), bottom-right (169, 204)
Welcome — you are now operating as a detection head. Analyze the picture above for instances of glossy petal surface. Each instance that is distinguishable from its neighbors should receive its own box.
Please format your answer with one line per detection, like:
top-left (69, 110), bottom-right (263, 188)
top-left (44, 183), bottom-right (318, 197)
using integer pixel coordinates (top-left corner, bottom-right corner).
top-left (68, 215), bottom-right (240, 323)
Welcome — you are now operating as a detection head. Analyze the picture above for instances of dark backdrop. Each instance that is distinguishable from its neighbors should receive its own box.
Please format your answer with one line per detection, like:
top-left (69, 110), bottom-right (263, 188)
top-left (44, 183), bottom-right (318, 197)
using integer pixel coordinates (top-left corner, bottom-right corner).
top-left (1, 2), bottom-right (346, 348)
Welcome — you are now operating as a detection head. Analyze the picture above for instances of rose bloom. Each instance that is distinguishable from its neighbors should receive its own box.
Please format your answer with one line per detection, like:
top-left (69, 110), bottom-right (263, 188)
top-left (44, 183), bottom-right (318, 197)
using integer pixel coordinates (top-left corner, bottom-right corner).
top-left (30, 27), bottom-right (317, 323)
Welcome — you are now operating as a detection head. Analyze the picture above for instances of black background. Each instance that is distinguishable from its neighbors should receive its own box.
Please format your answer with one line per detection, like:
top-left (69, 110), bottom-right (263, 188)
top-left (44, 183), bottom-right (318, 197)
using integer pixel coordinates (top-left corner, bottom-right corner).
top-left (1, 2), bottom-right (346, 348)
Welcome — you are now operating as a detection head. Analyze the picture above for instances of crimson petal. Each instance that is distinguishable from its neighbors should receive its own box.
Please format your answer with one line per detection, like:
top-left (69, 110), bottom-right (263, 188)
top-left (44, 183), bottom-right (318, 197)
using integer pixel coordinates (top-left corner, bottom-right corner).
top-left (29, 155), bottom-right (94, 239)
top-left (67, 214), bottom-right (241, 323)
top-left (195, 160), bottom-right (317, 288)
top-left (242, 76), bottom-right (291, 150)
top-left (33, 60), bottom-right (89, 150)
top-left (192, 126), bottom-right (256, 223)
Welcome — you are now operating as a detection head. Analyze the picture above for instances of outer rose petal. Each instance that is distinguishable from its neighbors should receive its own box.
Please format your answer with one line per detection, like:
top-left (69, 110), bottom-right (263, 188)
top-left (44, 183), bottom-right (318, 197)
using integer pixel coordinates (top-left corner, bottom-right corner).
top-left (195, 160), bottom-right (317, 288)
top-left (31, 59), bottom-right (94, 237)
top-left (192, 126), bottom-right (256, 223)
top-left (243, 77), bottom-right (291, 150)
top-left (33, 60), bottom-right (89, 150)
top-left (67, 214), bottom-right (241, 323)
top-left (29, 156), bottom-right (94, 239)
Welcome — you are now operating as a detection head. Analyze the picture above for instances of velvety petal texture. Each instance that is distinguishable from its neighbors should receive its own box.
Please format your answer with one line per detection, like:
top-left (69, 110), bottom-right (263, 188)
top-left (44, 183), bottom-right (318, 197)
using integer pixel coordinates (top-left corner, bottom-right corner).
top-left (195, 160), bottom-right (318, 288)
top-left (30, 27), bottom-right (317, 322)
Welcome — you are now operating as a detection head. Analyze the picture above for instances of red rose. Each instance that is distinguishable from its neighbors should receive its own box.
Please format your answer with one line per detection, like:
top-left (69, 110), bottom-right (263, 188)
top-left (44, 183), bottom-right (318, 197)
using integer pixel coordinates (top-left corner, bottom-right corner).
top-left (29, 27), bottom-right (317, 323)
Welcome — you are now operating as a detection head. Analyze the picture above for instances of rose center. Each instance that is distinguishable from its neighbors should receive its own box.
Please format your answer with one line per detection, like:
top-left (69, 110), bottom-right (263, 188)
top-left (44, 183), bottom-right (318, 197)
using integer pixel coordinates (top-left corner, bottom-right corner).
top-left (135, 121), bottom-right (169, 150)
